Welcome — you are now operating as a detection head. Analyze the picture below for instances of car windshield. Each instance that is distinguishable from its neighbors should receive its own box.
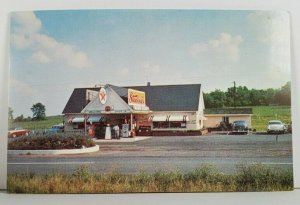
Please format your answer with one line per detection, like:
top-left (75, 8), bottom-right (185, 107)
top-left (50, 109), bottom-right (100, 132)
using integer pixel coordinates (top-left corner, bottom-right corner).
top-left (268, 121), bottom-right (282, 125)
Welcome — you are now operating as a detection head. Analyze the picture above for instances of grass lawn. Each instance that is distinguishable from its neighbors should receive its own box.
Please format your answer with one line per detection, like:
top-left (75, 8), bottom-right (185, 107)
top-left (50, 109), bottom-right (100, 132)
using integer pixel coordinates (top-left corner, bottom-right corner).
top-left (7, 164), bottom-right (293, 193)
top-left (251, 106), bottom-right (291, 131)
top-left (9, 115), bottom-right (64, 130)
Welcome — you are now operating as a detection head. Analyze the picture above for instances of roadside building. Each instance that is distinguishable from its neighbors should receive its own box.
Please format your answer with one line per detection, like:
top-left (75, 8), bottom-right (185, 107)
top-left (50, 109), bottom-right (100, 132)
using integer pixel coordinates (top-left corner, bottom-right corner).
top-left (62, 83), bottom-right (253, 137)
top-left (203, 108), bottom-right (253, 131)
top-left (62, 83), bottom-right (205, 137)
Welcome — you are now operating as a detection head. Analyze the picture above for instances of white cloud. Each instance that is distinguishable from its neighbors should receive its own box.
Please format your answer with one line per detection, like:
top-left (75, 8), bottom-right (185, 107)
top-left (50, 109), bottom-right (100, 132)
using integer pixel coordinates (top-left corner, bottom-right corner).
top-left (11, 12), bottom-right (42, 49)
top-left (10, 78), bottom-right (37, 95)
top-left (32, 51), bottom-right (51, 63)
top-left (190, 33), bottom-right (243, 63)
top-left (11, 11), bottom-right (93, 69)
top-left (35, 34), bottom-right (92, 68)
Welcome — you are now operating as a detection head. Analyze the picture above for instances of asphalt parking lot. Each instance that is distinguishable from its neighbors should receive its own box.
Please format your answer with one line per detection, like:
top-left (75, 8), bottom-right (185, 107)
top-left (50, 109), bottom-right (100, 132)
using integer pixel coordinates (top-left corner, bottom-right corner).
top-left (7, 133), bottom-right (293, 174)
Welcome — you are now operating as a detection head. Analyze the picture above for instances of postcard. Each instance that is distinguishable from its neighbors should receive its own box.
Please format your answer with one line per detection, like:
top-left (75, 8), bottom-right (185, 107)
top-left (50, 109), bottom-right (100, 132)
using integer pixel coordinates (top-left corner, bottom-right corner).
top-left (7, 10), bottom-right (292, 193)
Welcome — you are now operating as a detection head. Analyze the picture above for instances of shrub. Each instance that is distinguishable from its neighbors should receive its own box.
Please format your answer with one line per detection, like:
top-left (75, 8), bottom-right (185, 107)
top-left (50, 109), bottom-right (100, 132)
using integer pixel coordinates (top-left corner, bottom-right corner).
top-left (236, 164), bottom-right (293, 191)
top-left (8, 133), bottom-right (95, 150)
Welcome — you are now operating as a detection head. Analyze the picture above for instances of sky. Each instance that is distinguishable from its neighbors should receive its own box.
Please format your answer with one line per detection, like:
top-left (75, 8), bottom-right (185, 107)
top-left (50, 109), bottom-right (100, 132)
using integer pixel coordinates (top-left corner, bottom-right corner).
top-left (9, 10), bottom-right (291, 117)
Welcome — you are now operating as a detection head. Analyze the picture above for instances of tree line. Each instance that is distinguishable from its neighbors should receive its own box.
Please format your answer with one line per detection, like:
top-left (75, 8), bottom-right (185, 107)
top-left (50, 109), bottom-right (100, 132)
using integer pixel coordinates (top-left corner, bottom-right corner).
top-left (9, 102), bottom-right (46, 122)
top-left (204, 82), bottom-right (291, 108)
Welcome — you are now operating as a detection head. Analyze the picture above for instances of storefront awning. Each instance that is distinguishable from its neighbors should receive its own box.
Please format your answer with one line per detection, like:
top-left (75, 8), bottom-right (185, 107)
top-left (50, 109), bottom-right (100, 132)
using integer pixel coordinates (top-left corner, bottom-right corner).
top-left (151, 116), bottom-right (168, 122)
top-left (87, 116), bottom-right (105, 123)
top-left (169, 115), bottom-right (184, 121)
top-left (168, 115), bottom-right (190, 122)
top-left (72, 117), bottom-right (85, 123)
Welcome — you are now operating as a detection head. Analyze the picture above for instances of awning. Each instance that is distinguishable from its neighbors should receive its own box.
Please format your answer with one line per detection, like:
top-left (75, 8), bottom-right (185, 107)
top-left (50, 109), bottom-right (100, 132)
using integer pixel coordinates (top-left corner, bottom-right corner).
top-left (151, 116), bottom-right (168, 122)
top-left (169, 115), bottom-right (184, 121)
top-left (72, 117), bottom-right (85, 123)
top-left (87, 116), bottom-right (105, 123)
top-left (168, 115), bottom-right (190, 122)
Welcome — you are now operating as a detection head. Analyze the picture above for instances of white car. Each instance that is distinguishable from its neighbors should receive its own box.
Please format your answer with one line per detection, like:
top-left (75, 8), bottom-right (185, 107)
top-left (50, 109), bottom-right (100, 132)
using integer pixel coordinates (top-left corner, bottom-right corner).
top-left (267, 120), bottom-right (287, 134)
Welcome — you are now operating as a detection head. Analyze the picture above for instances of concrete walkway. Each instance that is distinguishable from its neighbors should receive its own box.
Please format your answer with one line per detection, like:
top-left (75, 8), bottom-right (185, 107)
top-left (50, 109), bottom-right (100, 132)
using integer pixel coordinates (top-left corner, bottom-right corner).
top-left (93, 136), bottom-right (151, 143)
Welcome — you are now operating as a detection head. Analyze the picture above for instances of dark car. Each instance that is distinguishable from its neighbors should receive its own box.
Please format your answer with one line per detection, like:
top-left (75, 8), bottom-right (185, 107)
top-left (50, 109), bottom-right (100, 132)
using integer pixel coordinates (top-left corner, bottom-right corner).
top-left (232, 121), bottom-right (248, 132)
top-left (44, 124), bottom-right (64, 134)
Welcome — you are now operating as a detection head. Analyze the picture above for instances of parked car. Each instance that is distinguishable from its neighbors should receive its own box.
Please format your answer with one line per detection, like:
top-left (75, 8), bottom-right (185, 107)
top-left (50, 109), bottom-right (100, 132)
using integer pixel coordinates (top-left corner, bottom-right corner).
top-left (44, 124), bottom-right (64, 134)
top-left (267, 120), bottom-right (287, 134)
top-left (232, 121), bottom-right (248, 131)
top-left (8, 127), bottom-right (30, 138)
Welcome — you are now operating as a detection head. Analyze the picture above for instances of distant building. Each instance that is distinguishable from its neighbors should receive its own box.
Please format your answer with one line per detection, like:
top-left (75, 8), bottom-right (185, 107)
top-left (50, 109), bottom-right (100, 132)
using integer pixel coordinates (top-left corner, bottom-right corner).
top-left (204, 108), bottom-right (253, 129)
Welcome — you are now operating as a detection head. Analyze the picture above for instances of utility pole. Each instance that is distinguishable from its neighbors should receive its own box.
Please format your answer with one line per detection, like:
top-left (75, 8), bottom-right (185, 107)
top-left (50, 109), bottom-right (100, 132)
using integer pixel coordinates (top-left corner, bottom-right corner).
top-left (233, 81), bottom-right (236, 108)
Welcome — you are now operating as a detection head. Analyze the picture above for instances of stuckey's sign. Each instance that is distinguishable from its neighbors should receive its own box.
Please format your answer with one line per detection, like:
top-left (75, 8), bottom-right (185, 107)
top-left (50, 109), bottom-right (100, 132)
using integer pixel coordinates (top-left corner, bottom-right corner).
top-left (128, 89), bottom-right (146, 106)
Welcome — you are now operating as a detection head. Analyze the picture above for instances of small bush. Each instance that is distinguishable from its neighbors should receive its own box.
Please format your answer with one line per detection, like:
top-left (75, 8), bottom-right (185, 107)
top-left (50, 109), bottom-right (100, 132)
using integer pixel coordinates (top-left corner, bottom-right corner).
top-left (72, 165), bottom-right (91, 182)
top-left (236, 164), bottom-right (293, 191)
top-left (8, 133), bottom-right (95, 150)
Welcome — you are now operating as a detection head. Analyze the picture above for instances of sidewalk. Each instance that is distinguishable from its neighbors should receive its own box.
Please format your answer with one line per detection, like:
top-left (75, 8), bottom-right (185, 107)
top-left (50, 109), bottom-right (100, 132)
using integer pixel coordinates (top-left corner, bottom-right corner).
top-left (93, 136), bottom-right (151, 143)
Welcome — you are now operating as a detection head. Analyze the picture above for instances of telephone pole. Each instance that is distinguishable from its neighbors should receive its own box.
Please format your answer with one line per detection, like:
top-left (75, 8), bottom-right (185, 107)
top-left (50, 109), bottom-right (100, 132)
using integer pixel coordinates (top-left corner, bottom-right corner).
top-left (233, 81), bottom-right (236, 108)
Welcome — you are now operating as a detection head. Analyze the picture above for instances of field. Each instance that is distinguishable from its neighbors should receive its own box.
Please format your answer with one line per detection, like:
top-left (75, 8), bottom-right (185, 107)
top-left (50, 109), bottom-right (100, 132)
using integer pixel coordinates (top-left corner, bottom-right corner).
top-left (251, 106), bottom-right (291, 131)
top-left (7, 164), bottom-right (293, 193)
top-left (9, 115), bottom-right (63, 130)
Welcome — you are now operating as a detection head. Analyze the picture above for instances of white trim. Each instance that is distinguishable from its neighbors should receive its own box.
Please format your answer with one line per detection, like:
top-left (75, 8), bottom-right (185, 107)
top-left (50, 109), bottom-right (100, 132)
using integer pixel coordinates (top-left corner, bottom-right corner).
top-left (72, 117), bottom-right (85, 123)
top-left (152, 116), bottom-right (168, 122)
top-left (204, 114), bottom-right (253, 116)
top-left (168, 115), bottom-right (184, 121)
top-left (199, 116), bottom-right (207, 120)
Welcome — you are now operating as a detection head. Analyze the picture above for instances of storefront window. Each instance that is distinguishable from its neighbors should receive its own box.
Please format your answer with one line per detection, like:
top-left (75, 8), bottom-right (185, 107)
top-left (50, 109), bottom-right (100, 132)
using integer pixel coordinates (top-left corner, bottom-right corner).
top-left (153, 121), bottom-right (186, 129)
top-left (153, 121), bottom-right (169, 128)
top-left (73, 123), bottom-right (85, 129)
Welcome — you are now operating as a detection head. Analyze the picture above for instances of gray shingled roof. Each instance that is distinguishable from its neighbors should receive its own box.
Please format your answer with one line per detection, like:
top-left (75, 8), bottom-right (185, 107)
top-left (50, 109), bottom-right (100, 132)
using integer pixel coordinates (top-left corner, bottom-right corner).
top-left (62, 88), bottom-right (99, 114)
top-left (62, 84), bottom-right (201, 113)
top-left (204, 108), bottom-right (253, 115)
top-left (126, 84), bottom-right (201, 111)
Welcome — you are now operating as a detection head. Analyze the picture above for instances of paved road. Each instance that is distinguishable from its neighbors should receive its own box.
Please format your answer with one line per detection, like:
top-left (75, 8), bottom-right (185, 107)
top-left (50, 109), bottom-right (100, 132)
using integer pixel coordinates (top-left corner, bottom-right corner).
top-left (7, 134), bottom-right (293, 175)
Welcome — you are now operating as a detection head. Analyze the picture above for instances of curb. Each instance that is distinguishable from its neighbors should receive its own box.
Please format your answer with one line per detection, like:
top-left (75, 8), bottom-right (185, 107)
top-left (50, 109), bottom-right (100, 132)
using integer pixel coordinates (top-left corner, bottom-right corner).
top-left (93, 137), bottom-right (151, 143)
top-left (8, 145), bottom-right (99, 155)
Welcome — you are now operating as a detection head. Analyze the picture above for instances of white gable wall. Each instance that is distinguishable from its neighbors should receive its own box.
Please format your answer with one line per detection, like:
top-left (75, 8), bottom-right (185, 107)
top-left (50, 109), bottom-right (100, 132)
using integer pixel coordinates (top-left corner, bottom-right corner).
top-left (81, 85), bottom-right (132, 114)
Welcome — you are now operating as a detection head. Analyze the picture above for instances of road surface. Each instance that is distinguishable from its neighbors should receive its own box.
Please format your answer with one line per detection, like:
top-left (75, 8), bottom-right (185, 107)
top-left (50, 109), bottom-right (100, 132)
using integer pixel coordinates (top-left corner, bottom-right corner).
top-left (7, 134), bottom-right (293, 175)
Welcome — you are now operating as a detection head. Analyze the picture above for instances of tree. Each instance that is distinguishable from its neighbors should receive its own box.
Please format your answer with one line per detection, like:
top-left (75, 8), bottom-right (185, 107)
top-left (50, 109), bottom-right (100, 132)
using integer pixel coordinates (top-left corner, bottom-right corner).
top-left (8, 107), bottom-right (13, 120)
top-left (204, 90), bottom-right (226, 108)
top-left (14, 114), bottom-right (24, 122)
top-left (273, 82), bottom-right (291, 106)
top-left (31, 102), bottom-right (46, 120)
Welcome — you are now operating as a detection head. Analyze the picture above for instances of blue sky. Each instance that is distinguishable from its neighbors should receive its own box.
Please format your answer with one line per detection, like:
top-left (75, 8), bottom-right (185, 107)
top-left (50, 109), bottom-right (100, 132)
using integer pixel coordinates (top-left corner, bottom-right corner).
top-left (9, 10), bottom-right (291, 117)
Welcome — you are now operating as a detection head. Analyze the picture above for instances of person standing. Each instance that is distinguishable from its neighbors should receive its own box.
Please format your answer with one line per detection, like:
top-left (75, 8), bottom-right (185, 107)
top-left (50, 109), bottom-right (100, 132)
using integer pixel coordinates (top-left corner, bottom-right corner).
top-left (113, 124), bottom-right (120, 139)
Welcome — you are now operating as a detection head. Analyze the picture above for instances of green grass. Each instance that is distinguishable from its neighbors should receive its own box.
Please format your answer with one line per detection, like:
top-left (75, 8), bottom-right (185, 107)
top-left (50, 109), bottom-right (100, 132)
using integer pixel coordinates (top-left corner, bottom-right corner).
top-left (9, 115), bottom-right (64, 130)
top-left (7, 164), bottom-right (293, 193)
top-left (251, 106), bottom-right (291, 131)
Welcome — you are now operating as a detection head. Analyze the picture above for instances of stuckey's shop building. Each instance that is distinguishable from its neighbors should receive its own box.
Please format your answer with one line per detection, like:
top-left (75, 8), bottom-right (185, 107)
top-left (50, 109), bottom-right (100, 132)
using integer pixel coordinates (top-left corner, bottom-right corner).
top-left (62, 83), bottom-right (252, 137)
